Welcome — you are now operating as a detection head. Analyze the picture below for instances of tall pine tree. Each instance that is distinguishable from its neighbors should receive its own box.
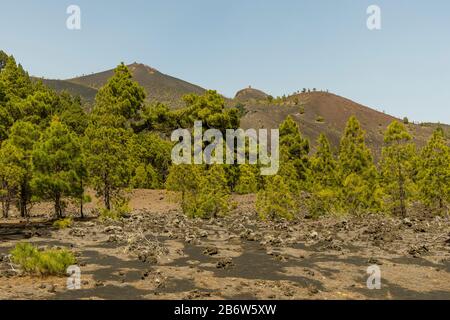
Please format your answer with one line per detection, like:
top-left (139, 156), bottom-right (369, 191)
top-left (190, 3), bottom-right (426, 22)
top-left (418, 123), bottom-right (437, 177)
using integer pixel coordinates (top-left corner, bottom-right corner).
top-left (32, 118), bottom-right (83, 218)
top-left (380, 121), bottom-right (417, 217)
top-left (418, 128), bottom-right (450, 212)
top-left (338, 116), bottom-right (380, 215)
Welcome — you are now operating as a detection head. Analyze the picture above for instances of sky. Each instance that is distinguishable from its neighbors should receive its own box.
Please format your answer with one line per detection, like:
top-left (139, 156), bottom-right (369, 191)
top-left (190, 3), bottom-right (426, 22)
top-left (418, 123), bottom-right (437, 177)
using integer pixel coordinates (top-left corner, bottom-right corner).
top-left (1, 0), bottom-right (449, 123)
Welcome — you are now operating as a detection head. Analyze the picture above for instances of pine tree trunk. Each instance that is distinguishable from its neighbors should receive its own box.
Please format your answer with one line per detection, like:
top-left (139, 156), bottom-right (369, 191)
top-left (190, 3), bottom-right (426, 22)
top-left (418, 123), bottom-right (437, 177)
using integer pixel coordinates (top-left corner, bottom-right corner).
top-left (397, 154), bottom-right (406, 218)
top-left (105, 184), bottom-right (111, 211)
top-left (104, 173), bottom-right (111, 211)
top-left (80, 179), bottom-right (84, 219)
top-left (55, 192), bottom-right (63, 218)
top-left (2, 200), bottom-right (9, 218)
top-left (19, 183), bottom-right (28, 218)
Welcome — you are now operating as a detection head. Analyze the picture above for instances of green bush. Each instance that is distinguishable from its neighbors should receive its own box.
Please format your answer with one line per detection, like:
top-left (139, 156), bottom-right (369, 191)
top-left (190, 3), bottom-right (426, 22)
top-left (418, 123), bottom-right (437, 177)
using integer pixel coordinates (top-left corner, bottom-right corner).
top-left (10, 243), bottom-right (76, 276)
top-left (99, 196), bottom-right (131, 221)
top-left (53, 217), bottom-right (73, 229)
top-left (316, 116), bottom-right (325, 123)
top-left (256, 175), bottom-right (297, 221)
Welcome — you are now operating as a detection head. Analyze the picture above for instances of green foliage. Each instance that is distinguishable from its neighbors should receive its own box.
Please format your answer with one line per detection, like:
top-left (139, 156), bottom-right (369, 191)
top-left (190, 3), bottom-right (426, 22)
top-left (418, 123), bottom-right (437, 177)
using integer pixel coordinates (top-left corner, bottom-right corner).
top-left (279, 116), bottom-right (310, 186)
top-left (84, 125), bottom-right (133, 210)
top-left (99, 195), bottom-right (131, 221)
top-left (129, 132), bottom-right (172, 188)
top-left (380, 121), bottom-right (417, 216)
top-left (53, 217), bottom-right (73, 229)
top-left (338, 116), bottom-right (381, 214)
top-left (166, 164), bottom-right (202, 215)
top-left (178, 90), bottom-right (240, 132)
top-left (0, 55), bottom-right (33, 100)
top-left (305, 188), bottom-right (340, 218)
top-left (311, 134), bottom-right (338, 188)
top-left (93, 63), bottom-right (146, 126)
top-left (256, 175), bottom-right (297, 221)
top-left (417, 128), bottom-right (450, 212)
top-left (140, 102), bottom-right (177, 132)
top-left (20, 86), bottom-right (58, 126)
top-left (32, 118), bottom-right (82, 217)
top-left (193, 165), bottom-right (230, 218)
top-left (307, 134), bottom-right (340, 217)
top-left (0, 50), bottom-right (8, 71)
top-left (341, 173), bottom-right (382, 216)
top-left (10, 242), bottom-right (76, 276)
top-left (166, 164), bottom-right (230, 219)
top-left (0, 142), bottom-right (25, 217)
top-left (6, 121), bottom-right (40, 217)
top-left (58, 92), bottom-right (88, 135)
top-left (235, 164), bottom-right (259, 194)
top-left (316, 115), bottom-right (325, 123)
top-left (299, 106), bottom-right (305, 115)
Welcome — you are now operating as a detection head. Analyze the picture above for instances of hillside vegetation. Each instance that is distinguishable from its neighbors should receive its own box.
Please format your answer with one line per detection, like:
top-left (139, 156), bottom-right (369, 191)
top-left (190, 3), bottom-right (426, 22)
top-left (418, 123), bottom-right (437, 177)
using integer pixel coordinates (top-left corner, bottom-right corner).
top-left (0, 50), bottom-right (449, 222)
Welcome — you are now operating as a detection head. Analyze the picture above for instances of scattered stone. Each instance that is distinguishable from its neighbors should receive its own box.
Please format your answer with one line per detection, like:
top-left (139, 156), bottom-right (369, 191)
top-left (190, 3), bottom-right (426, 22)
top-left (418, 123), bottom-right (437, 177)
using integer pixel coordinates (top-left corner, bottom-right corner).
top-left (216, 257), bottom-right (234, 269)
top-left (103, 226), bottom-right (123, 234)
top-left (309, 231), bottom-right (319, 240)
top-left (403, 218), bottom-right (413, 228)
top-left (69, 228), bottom-right (86, 237)
top-left (367, 257), bottom-right (382, 265)
top-left (308, 285), bottom-right (320, 295)
top-left (199, 230), bottom-right (209, 238)
top-left (203, 247), bottom-right (218, 256)
top-left (304, 269), bottom-right (315, 277)
top-left (408, 245), bottom-right (429, 258)
top-left (48, 284), bottom-right (57, 293)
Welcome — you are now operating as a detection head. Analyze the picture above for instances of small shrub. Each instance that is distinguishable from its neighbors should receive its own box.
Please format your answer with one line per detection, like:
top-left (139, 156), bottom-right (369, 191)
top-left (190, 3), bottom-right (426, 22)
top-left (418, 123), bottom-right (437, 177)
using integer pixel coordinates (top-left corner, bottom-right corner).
top-left (53, 217), bottom-right (73, 229)
top-left (306, 188), bottom-right (340, 218)
top-left (256, 175), bottom-right (297, 221)
top-left (10, 243), bottom-right (76, 276)
top-left (99, 196), bottom-right (131, 221)
top-left (299, 106), bottom-right (305, 115)
top-left (316, 116), bottom-right (325, 123)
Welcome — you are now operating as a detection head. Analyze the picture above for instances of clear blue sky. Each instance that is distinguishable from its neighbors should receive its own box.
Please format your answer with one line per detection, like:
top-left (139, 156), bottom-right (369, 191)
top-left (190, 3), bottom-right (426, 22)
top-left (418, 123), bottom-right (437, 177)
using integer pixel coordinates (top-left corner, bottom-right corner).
top-left (1, 0), bottom-right (449, 123)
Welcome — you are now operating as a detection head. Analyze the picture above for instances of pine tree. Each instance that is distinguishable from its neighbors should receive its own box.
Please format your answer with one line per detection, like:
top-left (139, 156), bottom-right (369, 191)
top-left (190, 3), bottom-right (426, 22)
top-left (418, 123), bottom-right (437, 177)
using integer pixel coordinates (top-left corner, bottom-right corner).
top-left (235, 164), bottom-right (259, 194)
top-left (0, 55), bottom-right (33, 101)
top-left (418, 128), bottom-right (450, 212)
top-left (278, 116), bottom-right (310, 188)
top-left (338, 116), bottom-right (380, 214)
top-left (179, 90), bottom-right (240, 132)
top-left (166, 164), bottom-right (203, 213)
top-left (311, 134), bottom-right (338, 188)
top-left (129, 132), bottom-right (172, 188)
top-left (7, 121), bottom-right (40, 217)
top-left (0, 51), bottom-right (8, 71)
top-left (93, 63), bottom-right (146, 126)
top-left (166, 165), bottom-right (230, 219)
top-left (0, 142), bottom-right (24, 218)
top-left (380, 121), bottom-right (417, 216)
top-left (32, 118), bottom-right (82, 218)
top-left (308, 134), bottom-right (340, 217)
top-left (84, 124), bottom-right (133, 211)
top-left (195, 165), bottom-right (230, 218)
top-left (256, 175), bottom-right (297, 221)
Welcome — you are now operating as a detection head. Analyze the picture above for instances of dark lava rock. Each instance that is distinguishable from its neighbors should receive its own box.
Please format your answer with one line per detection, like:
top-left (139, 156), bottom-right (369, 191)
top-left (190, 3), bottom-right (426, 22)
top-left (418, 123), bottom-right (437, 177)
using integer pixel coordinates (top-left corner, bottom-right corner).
top-left (203, 247), bottom-right (219, 256)
top-left (216, 257), bottom-right (234, 269)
